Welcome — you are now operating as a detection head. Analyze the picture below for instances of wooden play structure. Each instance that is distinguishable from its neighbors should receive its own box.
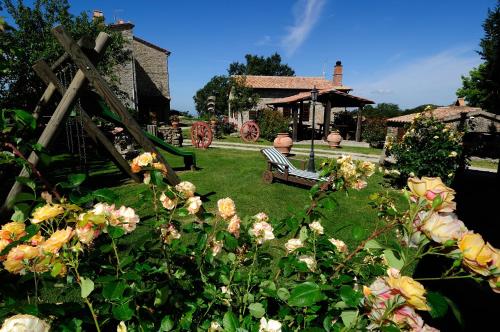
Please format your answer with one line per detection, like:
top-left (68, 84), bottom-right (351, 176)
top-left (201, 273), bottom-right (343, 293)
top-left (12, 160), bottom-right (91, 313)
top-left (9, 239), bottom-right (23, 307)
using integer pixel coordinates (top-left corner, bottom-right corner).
top-left (261, 147), bottom-right (324, 187)
top-left (4, 26), bottom-right (196, 209)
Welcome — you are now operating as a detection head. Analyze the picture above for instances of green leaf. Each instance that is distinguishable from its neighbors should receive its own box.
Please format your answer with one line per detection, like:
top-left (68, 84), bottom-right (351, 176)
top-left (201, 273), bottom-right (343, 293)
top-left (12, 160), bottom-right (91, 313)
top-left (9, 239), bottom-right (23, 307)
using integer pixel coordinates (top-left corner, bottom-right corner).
top-left (351, 226), bottom-right (365, 241)
top-left (444, 296), bottom-right (464, 327)
top-left (427, 291), bottom-right (448, 318)
top-left (160, 315), bottom-right (174, 331)
top-left (13, 109), bottom-right (36, 129)
top-left (80, 277), bottom-right (94, 298)
top-left (383, 249), bottom-right (404, 269)
top-left (15, 176), bottom-right (36, 191)
top-left (102, 281), bottom-right (127, 300)
top-left (112, 303), bottom-right (134, 321)
top-left (150, 170), bottom-right (164, 186)
top-left (340, 310), bottom-right (358, 328)
top-left (224, 232), bottom-right (238, 250)
top-left (51, 262), bottom-right (63, 277)
top-left (299, 226), bottom-right (308, 241)
top-left (321, 197), bottom-right (336, 210)
top-left (222, 311), bottom-right (238, 332)
top-left (108, 225), bottom-right (125, 239)
top-left (339, 285), bottom-right (363, 307)
top-left (381, 324), bottom-right (401, 332)
top-left (177, 208), bottom-right (189, 217)
top-left (13, 192), bottom-right (35, 203)
top-left (248, 302), bottom-right (265, 318)
top-left (92, 188), bottom-right (118, 202)
top-left (288, 282), bottom-right (323, 307)
top-left (364, 239), bottom-right (383, 249)
top-left (277, 287), bottom-right (290, 301)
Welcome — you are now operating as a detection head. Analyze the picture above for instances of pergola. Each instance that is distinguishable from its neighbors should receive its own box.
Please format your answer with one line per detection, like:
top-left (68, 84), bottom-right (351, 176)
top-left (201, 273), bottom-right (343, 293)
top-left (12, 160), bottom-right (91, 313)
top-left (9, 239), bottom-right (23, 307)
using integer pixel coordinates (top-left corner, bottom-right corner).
top-left (267, 88), bottom-right (375, 142)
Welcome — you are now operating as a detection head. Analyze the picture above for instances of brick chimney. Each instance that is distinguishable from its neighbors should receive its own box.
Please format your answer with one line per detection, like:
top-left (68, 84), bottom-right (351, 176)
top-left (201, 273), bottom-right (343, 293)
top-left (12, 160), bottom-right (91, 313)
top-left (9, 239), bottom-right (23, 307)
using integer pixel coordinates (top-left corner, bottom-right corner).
top-left (333, 60), bottom-right (343, 86)
top-left (455, 98), bottom-right (465, 106)
top-left (93, 10), bottom-right (104, 21)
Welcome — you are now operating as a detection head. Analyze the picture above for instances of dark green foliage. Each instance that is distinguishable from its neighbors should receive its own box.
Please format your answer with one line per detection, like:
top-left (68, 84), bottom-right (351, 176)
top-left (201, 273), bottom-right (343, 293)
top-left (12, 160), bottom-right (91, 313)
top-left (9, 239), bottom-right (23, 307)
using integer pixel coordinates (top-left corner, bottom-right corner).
top-left (0, 0), bottom-right (128, 111)
top-left (256, 108), bottom-right (290, 141)
top-left (362, 118), bottom-right (387, 147)
top-left (228, 52), bottom-right (295, 76)
top-left (457, 1), bottom-right (500, 114)
top-left (193, 75), bottom-right (230, 116)
top-left (387, 115), bottom-right (466, 184)
top-left (363, 103), bottom-right (402, 118)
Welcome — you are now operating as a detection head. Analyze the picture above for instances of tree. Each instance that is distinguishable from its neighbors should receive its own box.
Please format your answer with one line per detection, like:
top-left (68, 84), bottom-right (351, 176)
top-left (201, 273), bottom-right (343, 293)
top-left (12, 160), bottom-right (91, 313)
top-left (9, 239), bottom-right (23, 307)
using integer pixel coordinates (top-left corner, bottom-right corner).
top-left (457, 1), bottom-right (500, 114)
top-left (0, 0), bottom-right (128, 111)
top-left (228, 53), bottom-right (295, 76)
top-left (363, 103), bottom-right (402, 118)
top-left (193, 75), bottom-right (230, 117)
top-left (228, 77), bottom-right (258, 123)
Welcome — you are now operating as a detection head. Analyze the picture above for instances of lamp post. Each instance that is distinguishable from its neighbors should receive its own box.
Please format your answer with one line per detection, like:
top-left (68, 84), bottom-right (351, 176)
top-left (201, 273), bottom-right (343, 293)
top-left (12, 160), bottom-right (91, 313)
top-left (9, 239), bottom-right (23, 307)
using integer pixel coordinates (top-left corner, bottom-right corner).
top-left (307, 86), bottom-right (318, 172)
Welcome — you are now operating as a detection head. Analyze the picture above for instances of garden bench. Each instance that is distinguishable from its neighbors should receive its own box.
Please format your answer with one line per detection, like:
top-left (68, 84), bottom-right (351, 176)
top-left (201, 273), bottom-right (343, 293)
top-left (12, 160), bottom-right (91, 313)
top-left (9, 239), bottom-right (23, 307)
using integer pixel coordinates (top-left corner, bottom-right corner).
top-left (260, 147), bottom-right (326, 187)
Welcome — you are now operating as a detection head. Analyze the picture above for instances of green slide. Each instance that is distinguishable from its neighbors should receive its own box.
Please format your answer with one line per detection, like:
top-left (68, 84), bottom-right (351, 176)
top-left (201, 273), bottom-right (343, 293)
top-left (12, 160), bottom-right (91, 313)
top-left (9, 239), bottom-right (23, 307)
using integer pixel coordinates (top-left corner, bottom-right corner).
top-left (95, 104), bottom-right (196, 170)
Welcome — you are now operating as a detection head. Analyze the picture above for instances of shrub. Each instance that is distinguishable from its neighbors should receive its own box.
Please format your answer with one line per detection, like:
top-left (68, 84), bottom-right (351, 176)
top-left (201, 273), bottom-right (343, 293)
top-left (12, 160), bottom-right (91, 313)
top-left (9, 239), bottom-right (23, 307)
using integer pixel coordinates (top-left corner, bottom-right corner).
top-left (362, 118), bottom-right (387, 147)
top-left (387, 114), bottom-right (466, 184)
top-left (256, 108), bottom-right (289, 141)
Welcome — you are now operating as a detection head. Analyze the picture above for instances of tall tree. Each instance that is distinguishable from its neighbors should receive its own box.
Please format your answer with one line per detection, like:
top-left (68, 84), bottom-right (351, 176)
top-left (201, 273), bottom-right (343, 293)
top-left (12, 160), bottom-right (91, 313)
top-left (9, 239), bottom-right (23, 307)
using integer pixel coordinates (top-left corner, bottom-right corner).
top-left (457, 1), bottom-right (500, 114)
top-left (228, 53), bottom-right (295, 76)
top-left (193, 75), bottom-right (230, 117)
top-left (363, 103), bottom-right (402, 118)
top-left (0, 0), bottom-right (127, 111)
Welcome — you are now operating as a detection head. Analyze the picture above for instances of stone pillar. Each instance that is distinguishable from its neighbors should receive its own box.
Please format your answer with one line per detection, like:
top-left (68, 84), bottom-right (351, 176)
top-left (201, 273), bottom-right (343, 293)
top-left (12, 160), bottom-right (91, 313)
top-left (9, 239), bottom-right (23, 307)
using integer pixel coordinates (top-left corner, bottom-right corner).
top-left (292, 104), bottom-right (298, 142)
top-left (323, 99), bottom-right (331, 141)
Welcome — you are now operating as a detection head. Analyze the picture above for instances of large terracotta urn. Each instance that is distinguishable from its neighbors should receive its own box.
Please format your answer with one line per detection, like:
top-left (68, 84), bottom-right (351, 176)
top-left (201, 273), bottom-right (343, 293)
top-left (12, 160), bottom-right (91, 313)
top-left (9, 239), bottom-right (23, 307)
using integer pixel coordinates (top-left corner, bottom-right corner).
top-left (327, 130), bottom-right (342, 148)
top-left (273, 132), bottom-right (293, 155)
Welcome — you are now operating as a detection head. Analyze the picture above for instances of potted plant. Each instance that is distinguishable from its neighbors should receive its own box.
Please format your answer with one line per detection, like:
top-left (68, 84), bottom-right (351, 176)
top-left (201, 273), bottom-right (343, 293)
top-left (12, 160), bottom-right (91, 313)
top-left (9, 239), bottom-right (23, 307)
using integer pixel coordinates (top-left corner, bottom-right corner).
top-left (327, 128), bottom-right (342, 148)
top-left (170, 115), bottom-right (180, 128)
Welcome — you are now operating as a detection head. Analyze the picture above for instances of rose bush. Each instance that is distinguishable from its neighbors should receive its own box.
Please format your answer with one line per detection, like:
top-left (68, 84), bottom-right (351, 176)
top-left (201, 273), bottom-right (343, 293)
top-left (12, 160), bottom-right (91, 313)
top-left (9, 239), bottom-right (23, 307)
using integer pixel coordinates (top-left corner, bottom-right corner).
top-left (0, 147), bottom-right (497, 331)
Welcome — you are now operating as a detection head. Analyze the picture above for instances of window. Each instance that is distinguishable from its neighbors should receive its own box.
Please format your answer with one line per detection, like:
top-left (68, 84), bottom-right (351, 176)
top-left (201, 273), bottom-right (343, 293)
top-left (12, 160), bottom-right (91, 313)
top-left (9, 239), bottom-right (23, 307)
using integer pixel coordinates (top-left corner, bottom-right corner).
top-left (300, 103), bottom-right (310, 122)
top-left (282, 107), bottom-right (292, 118)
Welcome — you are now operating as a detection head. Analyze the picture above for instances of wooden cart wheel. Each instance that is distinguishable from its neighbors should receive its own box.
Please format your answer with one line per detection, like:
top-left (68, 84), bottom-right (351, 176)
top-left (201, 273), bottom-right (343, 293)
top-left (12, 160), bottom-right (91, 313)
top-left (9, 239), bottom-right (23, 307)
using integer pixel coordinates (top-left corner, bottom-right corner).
top-left (240, 121), bottom-right (260, 142)
top-left (262, 170), bottom-right (274, 184)
top-left (191, 121), bottom-right (213, 149)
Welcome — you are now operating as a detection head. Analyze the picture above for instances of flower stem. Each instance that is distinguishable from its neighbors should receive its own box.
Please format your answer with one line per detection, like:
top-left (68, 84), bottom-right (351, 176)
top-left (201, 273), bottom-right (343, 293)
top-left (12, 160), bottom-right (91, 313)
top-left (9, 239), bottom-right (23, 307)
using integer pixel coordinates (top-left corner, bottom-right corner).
top-left (111, 237), bottom-right (122, 277)
top-left (84, 297), bottom-right (101, 332)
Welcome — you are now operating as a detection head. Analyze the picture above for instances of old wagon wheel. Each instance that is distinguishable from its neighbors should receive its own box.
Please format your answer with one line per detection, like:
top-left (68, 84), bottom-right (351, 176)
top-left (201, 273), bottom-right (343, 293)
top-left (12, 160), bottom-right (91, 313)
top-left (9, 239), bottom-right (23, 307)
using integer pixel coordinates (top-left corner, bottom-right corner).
top-left (191, 121), bottom-right (213, 149)
top-left (240, 121), bottom-right (260, 142)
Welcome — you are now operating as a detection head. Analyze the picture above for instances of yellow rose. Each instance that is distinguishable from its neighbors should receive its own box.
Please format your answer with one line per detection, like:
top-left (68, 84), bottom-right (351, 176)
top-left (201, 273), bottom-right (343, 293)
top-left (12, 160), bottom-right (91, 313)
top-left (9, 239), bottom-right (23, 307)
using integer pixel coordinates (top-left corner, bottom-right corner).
top-left (0, 222), bottom-right (26, 241)
top-left (217, 197), bottom-right (236, 220)
top-left (489, 251), bottom-right (500, 293)
top-left (3, 245), bottom-right (40, 274)
top-left (153, 162), bottom-right (168, 174)
top-left (29, 232), bottom-right (45, 246)
top-left (458, 233), bottom-right (496, 276)
top-left (135, 152), bottom-right (154, 167)
top-left (131, 161), bottom-right (141, 173)
top-left (387, 275), bottom-right (430, 311)
top-left (407, 177), bottom-right (456, 212)
top-left (31, 204), bottom-right (64, 224)
top-left (421, 212), bottom-right (467, 244)
top-left (227, 215), bottom-right (241, 237)
top-left (159, 192), bottom-right (177, 210)
top-left (41, 227), bottom-right (74, 254)
top-left (175, 181), bottom-right (196, 198)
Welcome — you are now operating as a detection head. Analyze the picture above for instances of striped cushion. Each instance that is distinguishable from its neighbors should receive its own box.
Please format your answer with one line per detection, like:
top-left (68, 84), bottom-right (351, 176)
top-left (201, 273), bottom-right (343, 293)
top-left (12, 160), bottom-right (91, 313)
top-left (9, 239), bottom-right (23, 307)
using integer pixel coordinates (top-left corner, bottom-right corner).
top-left (289, 169), bottom-right (321, 180)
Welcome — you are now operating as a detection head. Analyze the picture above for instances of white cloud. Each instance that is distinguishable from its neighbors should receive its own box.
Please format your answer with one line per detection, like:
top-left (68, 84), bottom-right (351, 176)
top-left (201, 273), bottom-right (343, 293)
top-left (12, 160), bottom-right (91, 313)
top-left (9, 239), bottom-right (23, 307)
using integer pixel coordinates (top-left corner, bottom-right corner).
top-left (281, 0), bottom-right (326, 56)
top-left (353, 48), bottom-right (481, 108)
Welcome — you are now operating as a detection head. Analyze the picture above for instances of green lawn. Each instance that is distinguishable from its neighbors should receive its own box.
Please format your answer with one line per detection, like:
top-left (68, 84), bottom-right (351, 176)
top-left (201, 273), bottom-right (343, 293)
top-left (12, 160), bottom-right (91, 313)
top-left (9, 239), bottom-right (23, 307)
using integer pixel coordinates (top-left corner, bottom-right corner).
top-left (105, 147), bottom-right (401, 248)
top-left (470, 158), bottom-right (498, 170)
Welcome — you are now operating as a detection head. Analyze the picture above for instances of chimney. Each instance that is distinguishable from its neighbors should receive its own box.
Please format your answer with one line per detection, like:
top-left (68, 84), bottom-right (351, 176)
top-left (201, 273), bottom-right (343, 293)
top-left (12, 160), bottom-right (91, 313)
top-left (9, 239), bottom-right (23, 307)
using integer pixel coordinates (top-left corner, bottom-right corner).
top-left (92, 9), bottom-right (104, 21)
top-left (455, 98), bottom-right (465, 106)
top-left (333, 60), bottom-right (343, 86)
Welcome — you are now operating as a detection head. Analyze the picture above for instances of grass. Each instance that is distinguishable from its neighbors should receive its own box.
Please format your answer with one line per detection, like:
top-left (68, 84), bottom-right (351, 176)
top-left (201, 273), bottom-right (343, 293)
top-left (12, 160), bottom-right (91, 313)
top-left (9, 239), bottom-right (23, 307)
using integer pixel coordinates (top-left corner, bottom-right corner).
top-left (470, 158), bottom-right (498, 170)
top-left (91, 147), bottom-right (402, 248)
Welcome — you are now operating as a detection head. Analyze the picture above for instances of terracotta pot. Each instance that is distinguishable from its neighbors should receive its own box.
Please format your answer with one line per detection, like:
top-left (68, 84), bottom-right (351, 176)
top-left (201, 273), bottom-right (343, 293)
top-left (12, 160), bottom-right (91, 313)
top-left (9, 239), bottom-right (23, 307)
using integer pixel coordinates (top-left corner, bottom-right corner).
top-left (171, 121), bottom-right (179, 129)
top-left (273, 132), bottom-right (293, 155)
top-left (327, 131), bottom-right (342, 148)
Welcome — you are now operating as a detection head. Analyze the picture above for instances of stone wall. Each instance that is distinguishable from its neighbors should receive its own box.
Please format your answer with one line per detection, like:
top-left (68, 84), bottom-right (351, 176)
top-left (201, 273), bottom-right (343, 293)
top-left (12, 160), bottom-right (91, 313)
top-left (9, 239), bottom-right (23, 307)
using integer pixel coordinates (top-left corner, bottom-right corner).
top-left (111, 25), bottom-right (137, 110)
top-left (158, 126), bottom-right (183, 147)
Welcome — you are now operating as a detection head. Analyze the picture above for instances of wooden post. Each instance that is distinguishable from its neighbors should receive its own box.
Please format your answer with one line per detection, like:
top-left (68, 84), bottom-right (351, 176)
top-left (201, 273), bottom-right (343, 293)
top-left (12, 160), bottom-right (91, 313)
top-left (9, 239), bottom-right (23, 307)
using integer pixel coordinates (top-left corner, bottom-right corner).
top-left (33, 60), bottom-right (141, 183)
top-left (292, 104), bottom-right (298, 142)
top-left (3, 33), bottom-right (110, 211)
top-left (323, 99), bottom-right (332, 141)
top-left (355, 105), bottom-right (363, 142)
top-left (299, 101), bottom-right (304, 140)
top-left (51, 25), bottom-right (181, 187)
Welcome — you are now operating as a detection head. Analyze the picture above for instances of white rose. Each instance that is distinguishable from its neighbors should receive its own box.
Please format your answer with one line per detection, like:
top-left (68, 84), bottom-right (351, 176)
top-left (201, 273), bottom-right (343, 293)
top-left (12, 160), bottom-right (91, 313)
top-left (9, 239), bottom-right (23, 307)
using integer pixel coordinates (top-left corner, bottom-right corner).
top-left (298, 255), bottom-right (317, 271)
top-left (249, 221), bottom-right (275, 244)
top-left (209, 321), bottom-right (223, 332)
top-left (329, 238), bottom-right (348, 253)
top-left (160, 192), bottom-right (177, 210)
top-left (117, 321), bottom-right (127, 332)
top-left (254, 212), bottom-right (269, 222)
top-left (421, 212), bottom-right (467, 244)
top-left (0, 314), bottom-right (50, 332)
top-left (175, 181), bottom-right (196, 197)
top-left (135, 152), bottom-right (154, 166)
top-left (186, 196), bottom-right (202, 214)
top-left (285, 238), bottom-right (303, 253)
top-left (259, 317), bottom-right (282, 332)
top-left (309, 221), bottom-right (324, 235)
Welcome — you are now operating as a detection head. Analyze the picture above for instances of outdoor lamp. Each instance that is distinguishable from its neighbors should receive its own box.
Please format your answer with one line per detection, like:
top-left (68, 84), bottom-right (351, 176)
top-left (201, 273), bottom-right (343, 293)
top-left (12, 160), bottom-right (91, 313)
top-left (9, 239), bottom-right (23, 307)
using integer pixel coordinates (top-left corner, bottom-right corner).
top-left (307, 86), bottom-right (319, 172)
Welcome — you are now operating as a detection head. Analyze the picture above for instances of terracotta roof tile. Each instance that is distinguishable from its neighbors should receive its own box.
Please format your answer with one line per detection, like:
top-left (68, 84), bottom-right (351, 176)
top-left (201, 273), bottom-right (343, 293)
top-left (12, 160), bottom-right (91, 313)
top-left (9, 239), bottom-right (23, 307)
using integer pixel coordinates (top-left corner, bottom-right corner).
top-left (234, 75), bottom-right (351, 91)
top-left (267, 88), bottom-right (374, 106)
top-left (387, 106), bottom-right (482, 123)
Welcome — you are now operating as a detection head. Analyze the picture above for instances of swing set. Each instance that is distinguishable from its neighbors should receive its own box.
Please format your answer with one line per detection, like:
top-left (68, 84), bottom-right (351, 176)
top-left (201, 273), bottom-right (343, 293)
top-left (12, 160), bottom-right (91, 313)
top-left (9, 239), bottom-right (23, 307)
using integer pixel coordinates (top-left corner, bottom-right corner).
top-left (4, 26), bottom-right (194, 211)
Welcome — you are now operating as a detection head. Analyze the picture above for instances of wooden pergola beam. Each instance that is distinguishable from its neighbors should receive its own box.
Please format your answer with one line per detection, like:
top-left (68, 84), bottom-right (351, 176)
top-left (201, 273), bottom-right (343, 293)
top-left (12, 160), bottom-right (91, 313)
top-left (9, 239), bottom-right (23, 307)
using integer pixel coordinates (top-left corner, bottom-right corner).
top-left (33, 60), bottom-right (141, 183)
top-left (51, 25), bottom-right (181, 187)
top-left (3, 32), bottom-right (110, 211)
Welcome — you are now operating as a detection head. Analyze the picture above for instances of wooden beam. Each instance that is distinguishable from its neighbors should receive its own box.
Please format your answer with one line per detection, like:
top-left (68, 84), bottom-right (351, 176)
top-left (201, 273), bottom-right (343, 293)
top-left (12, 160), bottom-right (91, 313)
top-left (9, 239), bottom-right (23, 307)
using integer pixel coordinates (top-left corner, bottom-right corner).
top-left (3, 33), bottom-right (110, 211)
top-left (32, 38), bottom-right (95, 120)
top-left (51, 25), bottom-right (181, 187)
top-left (292, 104), bottom-right (298, 142)
top-left (323, 99), bottom-right (332, 141)
top-left (33, 60), bottom-right (141, 183)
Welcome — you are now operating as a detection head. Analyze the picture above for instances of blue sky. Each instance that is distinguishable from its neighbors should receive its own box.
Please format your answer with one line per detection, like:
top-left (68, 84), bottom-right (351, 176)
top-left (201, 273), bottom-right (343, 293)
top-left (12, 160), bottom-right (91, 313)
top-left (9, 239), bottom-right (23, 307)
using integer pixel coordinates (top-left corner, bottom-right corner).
top-left (67, 1), bottom-right (495, 112)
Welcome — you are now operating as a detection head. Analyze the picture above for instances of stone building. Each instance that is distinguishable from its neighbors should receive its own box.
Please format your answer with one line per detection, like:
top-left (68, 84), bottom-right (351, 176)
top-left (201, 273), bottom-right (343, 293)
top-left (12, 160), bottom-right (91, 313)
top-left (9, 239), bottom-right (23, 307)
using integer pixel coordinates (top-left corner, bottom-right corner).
top-left (228, 61), bottom-right (351, 128)
top-left (104, 13), bottom-right (171, 123)
top-left (386, 98), bottom-right (500, 139)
